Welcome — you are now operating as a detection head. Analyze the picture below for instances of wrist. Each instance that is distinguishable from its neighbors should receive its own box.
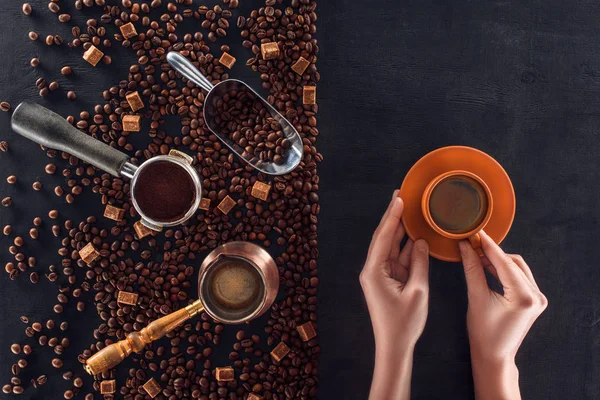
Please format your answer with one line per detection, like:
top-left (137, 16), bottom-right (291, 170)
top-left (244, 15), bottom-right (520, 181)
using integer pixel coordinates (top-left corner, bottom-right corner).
top-left (370, 344), bottom-right (414, 400)
top-left (471, 355), bottom-right (520, 400)
top-left (375, 338), bottom-right (414, 364)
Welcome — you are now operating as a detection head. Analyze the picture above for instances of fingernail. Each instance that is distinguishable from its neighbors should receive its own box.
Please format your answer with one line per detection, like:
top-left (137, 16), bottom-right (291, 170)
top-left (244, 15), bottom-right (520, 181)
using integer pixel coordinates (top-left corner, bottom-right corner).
top-left (391, 189), bottom-right (399, 200)
top-left (458, 241), bottom-right (469, 255)
top-left (415, 240), bottom-right (428, 253)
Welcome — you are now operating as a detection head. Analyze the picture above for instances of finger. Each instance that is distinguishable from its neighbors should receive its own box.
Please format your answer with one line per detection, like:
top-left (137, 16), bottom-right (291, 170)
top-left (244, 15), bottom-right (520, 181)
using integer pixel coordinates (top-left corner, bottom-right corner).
top-left (399, 239), bottom-right (414, 266)
top-left (406, 239), bottom-right (429, 290)
top-left (480, 231), bottom-right (531, 296)
top-left (459, 241), bottom-right (489, 299)
top-left (366, 190), bottom-right (399, 258)
top-left (365, 196), bottom-right (404, 268)
top-left (508, 254), bottom-right (539, 290)
top-left (480, 256), bottom-right (499, 280)
top-left (388, 221), bottom-right (406, 261)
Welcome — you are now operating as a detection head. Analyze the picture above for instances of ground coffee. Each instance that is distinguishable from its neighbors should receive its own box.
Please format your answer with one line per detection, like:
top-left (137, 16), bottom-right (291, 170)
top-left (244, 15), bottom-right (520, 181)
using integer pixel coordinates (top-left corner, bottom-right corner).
top-left (133, 160), bottom-right (196, 223)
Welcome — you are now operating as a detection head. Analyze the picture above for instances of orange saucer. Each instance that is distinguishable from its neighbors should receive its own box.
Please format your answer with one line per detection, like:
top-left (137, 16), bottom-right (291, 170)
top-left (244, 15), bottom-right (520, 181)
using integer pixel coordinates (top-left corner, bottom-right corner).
top-left (399, 146), bottom-right (515, 262)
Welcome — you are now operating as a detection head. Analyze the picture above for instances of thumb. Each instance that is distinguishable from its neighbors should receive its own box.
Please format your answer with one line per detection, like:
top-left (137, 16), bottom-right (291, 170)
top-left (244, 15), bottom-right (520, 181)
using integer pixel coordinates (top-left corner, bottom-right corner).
top-left (459, 241), bottom-right (488, 299)
top-left (407, 239), bottom-right (430, 289)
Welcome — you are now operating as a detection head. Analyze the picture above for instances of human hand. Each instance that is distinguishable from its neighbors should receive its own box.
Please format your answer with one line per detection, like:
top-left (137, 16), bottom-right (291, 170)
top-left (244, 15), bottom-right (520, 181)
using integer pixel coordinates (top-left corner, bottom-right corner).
top-left (360, 191), bottom-right (430, 400)
top-left (460, 231), bottom-right (548, 400)
top-left (360, 191), bottom-right (430, 353)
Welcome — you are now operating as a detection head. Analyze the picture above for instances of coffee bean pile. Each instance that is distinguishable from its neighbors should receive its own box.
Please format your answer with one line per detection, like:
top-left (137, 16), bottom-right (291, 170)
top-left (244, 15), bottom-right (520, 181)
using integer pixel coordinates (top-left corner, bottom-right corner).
top-left (214, 88), bottom-right (289, 165)
top-left (1, 0), bottom-right (320, 399)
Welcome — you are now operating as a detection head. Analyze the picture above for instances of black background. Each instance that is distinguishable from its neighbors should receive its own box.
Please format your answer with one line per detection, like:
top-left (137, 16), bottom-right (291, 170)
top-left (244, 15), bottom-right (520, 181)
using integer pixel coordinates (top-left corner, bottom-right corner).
top-left (0, 1), bottom-right (599, 399)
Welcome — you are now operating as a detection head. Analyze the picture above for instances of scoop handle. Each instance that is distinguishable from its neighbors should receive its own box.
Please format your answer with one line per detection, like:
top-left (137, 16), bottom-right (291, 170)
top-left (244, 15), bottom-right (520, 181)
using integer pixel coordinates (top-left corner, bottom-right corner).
top-left (167, 52), bottom-right (215, 92)
top-left (11, 101), bottom-right (130, 177)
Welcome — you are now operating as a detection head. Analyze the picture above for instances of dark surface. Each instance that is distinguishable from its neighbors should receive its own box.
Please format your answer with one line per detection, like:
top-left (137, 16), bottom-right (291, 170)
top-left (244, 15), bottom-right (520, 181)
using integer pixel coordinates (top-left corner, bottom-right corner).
top-left (317, 1), bottom-right (599, 400)
top-left (0, 1), bottom-right (598, 400)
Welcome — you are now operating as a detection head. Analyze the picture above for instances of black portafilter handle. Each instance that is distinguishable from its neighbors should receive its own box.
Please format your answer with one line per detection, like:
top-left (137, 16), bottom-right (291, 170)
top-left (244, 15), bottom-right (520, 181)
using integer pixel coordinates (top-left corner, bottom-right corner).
top-left (11, 101), bottom-right (130, 177)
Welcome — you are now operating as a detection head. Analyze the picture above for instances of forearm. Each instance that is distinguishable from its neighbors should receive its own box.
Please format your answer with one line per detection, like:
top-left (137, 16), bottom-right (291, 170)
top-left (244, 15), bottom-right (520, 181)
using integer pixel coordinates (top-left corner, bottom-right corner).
top-left (369, 346), bottom-right (414, 400)
top-left (471, 356), bottom-right (521, 400)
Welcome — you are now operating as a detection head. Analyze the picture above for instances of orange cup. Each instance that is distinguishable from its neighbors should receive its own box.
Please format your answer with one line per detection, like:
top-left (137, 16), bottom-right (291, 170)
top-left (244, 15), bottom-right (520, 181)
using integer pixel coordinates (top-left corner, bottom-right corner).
top-left (421, 170), bottom-right (493, 255)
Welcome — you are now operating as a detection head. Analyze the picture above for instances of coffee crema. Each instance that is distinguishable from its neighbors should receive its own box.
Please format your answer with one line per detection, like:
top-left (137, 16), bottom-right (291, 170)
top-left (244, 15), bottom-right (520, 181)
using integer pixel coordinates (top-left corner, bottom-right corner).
top-left (428, 176), bottom-right (488, 234)
top-left (201, 257), bottom-right (265, 322)
top-left (210, 260), bottom-right (262, 310)
top-left (133, 160), bottom-right (196, 223)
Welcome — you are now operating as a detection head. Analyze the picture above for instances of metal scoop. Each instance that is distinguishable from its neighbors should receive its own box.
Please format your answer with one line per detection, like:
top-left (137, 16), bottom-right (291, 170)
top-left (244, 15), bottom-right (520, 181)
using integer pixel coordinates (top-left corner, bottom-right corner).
top-left (11, 101), bottom-right (202, 231)
top-left (167, 52), bottom-right (303, 176)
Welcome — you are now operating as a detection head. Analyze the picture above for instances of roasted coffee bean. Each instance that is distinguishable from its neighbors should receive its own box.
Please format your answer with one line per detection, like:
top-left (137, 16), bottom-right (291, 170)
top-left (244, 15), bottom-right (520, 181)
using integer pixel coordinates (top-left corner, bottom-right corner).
top-left (67, 91), bottom-right (76, 100)
top-left (215, 87), bottom-right (286, 165)
top-left (61, 66), bottom-right (73, 76)
top-left (52, 358), bottom-right (63, 368)
top-left (49, 81), bottom-right (59, 91)
top-left (0, 101), bottom-right (10, 112)
top-left (0, 141), bottom-right (7, 152)
top-left (2, 197), bottom-right (12, 207)
top-left (28, 31), bottom-right (38, 40)
top-left (7, 175), bottom-right (17, 184)
top-left (30, 57), bottom-right (40, 67)
top-left (3, 225), bottom-right (12, 235)
top-left (10, 343), bottom-right (21, 354)
top-left (22, 3), bottom-right (32, 15)
top-left (59, 14), bottom-right (71, 23)
top-left (48, 2), bottom-right (60, 13)
top-left (32, 181), bottom-right (43, 190)
top-left (45, 163), bottom-right (57, 174)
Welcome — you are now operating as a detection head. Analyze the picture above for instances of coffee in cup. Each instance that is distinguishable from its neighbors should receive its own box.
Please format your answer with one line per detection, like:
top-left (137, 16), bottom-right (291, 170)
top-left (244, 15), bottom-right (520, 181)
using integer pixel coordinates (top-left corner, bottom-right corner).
top-left (421, 170), bottom-right (493, 254)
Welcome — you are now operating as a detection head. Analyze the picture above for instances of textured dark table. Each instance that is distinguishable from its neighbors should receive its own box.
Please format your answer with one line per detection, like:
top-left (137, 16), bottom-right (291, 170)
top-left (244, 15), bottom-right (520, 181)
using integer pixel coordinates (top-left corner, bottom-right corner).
top-left (1, 1), bottom-right (599, 399)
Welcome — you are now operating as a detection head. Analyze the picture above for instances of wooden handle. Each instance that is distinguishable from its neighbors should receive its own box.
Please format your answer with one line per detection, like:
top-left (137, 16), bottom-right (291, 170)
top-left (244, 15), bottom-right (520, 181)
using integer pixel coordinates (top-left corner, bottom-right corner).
top-left (84, 300), bottom-right (204, 375)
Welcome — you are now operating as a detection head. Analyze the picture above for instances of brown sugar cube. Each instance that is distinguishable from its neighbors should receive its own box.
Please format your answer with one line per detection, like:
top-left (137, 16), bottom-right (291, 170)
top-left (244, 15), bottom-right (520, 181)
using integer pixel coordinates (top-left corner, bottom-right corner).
top-left (270, 342), bottom-right (290, 362)
top-left (134, 221), bottom-right (152, 239)
top-left (103, 204), bottom-right (125, 221)
top-left (303, 86), bottom-right (316, 105)
top-left (261, 42), bottom-right (280, 60)
top-left (248, 394), bottom-right (264, 400)
top-left (83, 45), bottom-right (104, 67)
top-left (119, 22), bottom-right (138, 39)
top-left (100, 380), bottom-right (116, 394)
top-left (297, 321), bottom-right (317, 342)
top-left (126, 91), bottom-right (144, 112)
top-left (122, 115), bottom-right (141, 132)
top-left (291, 56), bottom-right (310, 75)
top-left (215, 366), bottom-right (234, 382)
top-left (79, 243), bottom-right (99, 265)
top-left (251, 181), bottom-right (271, 201)
top-left (117, 291), bottom-right (139, 306)
top-left (217, 195), bottom-right (236, 214)
top-left (198, 198), bottom-right (211, 211)
top-left (219, 52), bottom-right (236, 69)
top-left (142, 378), bottom-right (162, 399)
